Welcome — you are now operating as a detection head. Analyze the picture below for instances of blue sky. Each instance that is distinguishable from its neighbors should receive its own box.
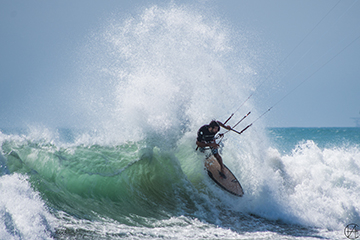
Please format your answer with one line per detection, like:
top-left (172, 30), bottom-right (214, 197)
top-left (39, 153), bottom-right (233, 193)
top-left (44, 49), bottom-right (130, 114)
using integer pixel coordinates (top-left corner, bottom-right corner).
top-left (1, 0), bottom-right (359, 128)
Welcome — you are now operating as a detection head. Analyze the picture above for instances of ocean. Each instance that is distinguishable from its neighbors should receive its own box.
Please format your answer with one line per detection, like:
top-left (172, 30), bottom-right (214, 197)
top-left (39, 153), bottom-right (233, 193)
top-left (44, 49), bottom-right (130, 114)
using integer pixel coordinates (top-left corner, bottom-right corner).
top-left (1, 4), bottom-right (360, 240)
top-left (1, 127), bottom-right (359, 239)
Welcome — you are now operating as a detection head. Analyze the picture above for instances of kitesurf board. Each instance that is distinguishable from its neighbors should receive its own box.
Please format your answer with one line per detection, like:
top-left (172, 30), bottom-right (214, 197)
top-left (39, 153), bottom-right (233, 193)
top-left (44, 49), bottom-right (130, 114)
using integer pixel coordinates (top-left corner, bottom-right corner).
top-left (204, 155), bottom-right (244, 197)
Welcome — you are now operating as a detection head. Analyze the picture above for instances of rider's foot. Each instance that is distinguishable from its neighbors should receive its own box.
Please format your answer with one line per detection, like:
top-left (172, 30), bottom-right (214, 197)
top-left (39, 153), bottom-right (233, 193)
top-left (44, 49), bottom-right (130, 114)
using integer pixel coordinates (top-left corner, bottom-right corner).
top-left (219, 170), bottom-right (227, 179)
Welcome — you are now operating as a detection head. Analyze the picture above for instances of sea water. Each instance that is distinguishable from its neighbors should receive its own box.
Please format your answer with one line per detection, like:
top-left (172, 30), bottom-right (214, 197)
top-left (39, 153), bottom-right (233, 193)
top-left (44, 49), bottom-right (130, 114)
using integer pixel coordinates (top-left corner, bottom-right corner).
top-left (1, 4), bottom-right (360, 240)
top-left (1, 127), bottom-right (359, 239)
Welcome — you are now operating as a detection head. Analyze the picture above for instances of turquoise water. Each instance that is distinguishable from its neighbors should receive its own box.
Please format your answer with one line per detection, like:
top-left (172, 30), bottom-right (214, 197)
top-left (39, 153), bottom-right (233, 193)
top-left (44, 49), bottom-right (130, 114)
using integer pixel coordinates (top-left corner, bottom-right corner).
top-left (269, 127), bottom-right (360, 153)
top-left (0, 127), bottom-right (359, 239)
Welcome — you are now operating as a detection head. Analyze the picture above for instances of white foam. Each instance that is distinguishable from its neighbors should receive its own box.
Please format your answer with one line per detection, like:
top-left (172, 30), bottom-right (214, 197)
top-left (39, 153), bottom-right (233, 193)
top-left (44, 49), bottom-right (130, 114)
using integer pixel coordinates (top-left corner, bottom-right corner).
top-left (230, 139), bottom-right (360, 230)
top-left (0, 174), bottom-right (56, 239)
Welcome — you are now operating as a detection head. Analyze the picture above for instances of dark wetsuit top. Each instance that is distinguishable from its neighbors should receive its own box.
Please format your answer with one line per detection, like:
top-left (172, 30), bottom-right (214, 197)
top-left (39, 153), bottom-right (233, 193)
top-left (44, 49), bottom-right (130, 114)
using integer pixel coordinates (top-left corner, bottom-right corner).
top-left (197, 125), bottom-right (216, 143)
top-left (197, 125), bottom-right (219, 154)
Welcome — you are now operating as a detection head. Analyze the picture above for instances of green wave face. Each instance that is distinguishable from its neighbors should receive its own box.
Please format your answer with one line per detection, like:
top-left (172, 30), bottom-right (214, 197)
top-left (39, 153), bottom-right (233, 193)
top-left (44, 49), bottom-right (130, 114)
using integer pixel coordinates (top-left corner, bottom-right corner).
top-left (1, 138), bottom-right (216, 226)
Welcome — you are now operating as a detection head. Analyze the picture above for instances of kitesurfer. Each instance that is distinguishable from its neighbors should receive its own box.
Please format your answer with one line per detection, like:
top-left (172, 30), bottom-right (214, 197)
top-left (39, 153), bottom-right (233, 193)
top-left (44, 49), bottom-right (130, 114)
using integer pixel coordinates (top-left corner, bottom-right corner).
top-left (196, 120), bottom-right (231, 178)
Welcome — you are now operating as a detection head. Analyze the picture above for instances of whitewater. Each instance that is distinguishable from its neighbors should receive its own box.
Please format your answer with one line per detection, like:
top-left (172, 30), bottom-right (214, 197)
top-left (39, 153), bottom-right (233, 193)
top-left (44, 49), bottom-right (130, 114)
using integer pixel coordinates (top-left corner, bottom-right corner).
top-left (1, 4), bottom-right (360, 240)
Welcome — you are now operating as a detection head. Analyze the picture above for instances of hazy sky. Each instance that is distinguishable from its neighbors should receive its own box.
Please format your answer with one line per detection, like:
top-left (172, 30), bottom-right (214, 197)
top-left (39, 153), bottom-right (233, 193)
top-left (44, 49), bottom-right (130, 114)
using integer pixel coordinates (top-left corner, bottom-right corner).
top-left (1, 0), bottom-right (359, 128)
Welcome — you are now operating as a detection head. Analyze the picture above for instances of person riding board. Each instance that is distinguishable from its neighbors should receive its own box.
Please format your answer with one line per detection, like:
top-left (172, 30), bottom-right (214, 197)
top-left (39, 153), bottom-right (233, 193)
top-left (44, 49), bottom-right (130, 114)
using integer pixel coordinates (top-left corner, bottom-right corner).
top-left (196, 120), bottom-right (231, 178)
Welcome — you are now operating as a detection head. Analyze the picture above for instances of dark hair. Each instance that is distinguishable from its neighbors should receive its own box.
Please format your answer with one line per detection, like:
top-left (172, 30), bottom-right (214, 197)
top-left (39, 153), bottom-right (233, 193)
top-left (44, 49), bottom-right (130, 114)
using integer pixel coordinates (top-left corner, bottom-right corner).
top-left (209, 120), bottom-right (220, 129)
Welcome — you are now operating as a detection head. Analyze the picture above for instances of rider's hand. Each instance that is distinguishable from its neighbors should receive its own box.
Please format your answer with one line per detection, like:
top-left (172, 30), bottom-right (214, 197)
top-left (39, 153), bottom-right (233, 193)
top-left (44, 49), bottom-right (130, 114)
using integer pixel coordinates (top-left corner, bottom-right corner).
top-left (209, 142), bottom-right (219, 148)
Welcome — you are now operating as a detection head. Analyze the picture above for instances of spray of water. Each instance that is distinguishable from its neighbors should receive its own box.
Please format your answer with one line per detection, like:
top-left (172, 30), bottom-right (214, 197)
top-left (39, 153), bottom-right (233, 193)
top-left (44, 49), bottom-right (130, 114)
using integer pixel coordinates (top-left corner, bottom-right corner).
top-left (71, 4), bottom-right (260, 145)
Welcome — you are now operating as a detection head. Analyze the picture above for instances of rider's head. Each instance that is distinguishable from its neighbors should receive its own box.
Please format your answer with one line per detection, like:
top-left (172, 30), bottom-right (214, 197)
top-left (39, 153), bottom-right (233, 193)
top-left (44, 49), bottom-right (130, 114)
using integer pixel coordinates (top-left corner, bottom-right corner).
top-left (209, 120), bottom-right (220, 133)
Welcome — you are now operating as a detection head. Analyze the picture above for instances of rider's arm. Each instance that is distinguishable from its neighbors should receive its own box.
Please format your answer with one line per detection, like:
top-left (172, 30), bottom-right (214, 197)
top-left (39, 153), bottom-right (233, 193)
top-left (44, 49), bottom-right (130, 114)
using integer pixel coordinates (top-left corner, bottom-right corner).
top-left (217, 121), bottom-right (231, 130)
